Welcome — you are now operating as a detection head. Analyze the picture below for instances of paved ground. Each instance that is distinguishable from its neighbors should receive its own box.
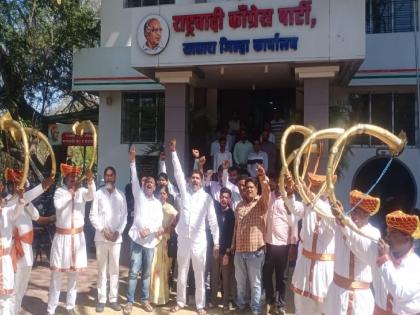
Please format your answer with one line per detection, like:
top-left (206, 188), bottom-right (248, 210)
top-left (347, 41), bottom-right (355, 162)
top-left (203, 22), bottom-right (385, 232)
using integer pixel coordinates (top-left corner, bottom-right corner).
top-left (22, 242), bottom-right (295, 315)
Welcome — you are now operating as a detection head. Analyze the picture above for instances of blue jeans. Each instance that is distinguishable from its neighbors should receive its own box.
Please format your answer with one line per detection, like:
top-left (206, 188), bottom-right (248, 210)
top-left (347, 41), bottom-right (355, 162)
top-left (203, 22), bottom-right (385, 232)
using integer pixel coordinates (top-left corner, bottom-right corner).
top-left (234, 249), bottom-right (265, 315)
top-left (127, 242), bottom-right (155, 303)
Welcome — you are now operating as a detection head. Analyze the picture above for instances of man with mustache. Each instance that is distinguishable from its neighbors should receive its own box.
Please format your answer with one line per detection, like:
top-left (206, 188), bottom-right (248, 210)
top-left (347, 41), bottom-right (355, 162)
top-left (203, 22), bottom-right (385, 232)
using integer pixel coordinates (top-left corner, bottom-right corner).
top-left (123, 146), bottom-right (163, 315)
top-left (169, 138), bottom-right (219, 315)
top-left (0, 184), bottom-right (24, 315)
top-left (4, 168), bottom-right (54, 315)
top-left (90, 166), bottom-right (127, 313)
top-left (47, 164), bottom-right (95, 315)
top-left (340, 209), bottom-right (420, 314)
top-left (324, 190), bottom-right (381, 315)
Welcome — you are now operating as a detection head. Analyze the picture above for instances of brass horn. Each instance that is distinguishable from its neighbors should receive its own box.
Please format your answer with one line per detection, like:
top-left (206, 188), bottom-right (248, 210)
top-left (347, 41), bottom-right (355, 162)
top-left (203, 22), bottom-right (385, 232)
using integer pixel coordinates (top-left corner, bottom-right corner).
top-left (279, 125), bottom-right (314, 201)
top-left (0, 111), bottom-right (30, 190)
top-left (293, 128), bottom-right (346, 219)
top-left (72, 120), bottom-right (97, 177)
top-left (326, 124), bottom-right (407, 241)
top-left (24, 127), bottom-right (57, 179)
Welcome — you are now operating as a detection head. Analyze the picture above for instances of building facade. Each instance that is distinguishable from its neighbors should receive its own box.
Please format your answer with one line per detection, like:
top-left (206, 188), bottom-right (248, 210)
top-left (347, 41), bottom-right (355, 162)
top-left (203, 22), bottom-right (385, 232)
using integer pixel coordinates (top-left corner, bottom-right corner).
top-left (73, 0), bottom-right (420, 219)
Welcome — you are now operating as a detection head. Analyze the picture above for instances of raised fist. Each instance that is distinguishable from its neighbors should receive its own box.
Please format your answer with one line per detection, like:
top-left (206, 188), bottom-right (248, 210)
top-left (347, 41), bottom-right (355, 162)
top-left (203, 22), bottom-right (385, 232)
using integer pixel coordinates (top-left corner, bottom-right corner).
top-left (159, 152), bottom-right (166, 161)
top-left (169, 139), bottom-right (176, 152)
top-left (129, 145), bottom-right (136, 162)
top-left (256, 164), bottom-right (265, 177)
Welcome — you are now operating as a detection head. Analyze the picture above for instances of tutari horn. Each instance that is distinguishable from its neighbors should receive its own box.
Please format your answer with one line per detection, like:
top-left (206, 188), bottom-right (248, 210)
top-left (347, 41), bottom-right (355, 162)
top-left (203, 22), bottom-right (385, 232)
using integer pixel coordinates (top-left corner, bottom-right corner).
top-left (279, 125), bottom-right (314, 201)
top-left (293, 128), bottom-right (346, 219)
top-left (72, 120), bottom-right (97, 178)
top-left (326, 124), bottom-right (407, 241)
top-left (0, 111), bottom-right (30, 190)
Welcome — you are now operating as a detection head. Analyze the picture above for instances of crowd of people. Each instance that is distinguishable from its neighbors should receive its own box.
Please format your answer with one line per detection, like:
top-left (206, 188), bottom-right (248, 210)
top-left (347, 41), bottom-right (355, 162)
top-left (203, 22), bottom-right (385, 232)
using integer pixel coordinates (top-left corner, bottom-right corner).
top-left (0, 115), bottom-right (419, 315)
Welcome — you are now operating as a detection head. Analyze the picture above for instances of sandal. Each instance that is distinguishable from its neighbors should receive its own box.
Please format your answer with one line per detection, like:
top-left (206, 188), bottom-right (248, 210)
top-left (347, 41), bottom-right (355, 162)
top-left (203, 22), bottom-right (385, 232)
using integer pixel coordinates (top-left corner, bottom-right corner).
top-left (142, 301), bottom-right (154, 313)
top-left (171, 305), bottom-right (182, 313)
top-left (197, 308), bottom-right (207, 315)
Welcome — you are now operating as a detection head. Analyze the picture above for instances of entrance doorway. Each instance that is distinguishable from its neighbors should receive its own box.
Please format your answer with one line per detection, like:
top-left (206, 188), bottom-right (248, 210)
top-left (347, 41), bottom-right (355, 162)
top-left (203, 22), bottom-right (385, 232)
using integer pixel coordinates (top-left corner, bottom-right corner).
top-left (352, 156), bottom-right (417, 232)
top-left (218, 88), bottom-right (296, 139)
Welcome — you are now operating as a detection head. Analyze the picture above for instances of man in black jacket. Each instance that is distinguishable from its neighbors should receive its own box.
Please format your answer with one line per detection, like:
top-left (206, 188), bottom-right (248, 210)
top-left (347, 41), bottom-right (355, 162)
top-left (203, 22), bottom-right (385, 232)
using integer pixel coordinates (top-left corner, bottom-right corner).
top-left (209, 187), bottom-right (236, 312)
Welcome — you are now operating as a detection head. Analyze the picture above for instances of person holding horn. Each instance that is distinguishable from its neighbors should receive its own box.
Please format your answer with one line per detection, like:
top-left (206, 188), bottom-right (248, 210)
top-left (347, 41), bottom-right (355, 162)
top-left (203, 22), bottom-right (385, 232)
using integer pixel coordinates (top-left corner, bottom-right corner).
top-left (47, 164), bottom-right (95, 315)
top-left (324, 190), bottom-right (381, 315)
top-left (284, 174), bottom-right (335, 315)
top-left (3, 168), bottom-right (54, 315)
top-left (0, 184), bottom-right (25, 315)
top-left (338, 208), bottom-right (420, 314)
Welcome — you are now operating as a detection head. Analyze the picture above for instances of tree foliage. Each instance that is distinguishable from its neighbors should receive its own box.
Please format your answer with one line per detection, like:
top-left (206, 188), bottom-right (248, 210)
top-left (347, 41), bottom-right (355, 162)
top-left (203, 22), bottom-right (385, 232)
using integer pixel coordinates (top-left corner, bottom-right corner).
top-left (0, 0), bottom-right (100, 123)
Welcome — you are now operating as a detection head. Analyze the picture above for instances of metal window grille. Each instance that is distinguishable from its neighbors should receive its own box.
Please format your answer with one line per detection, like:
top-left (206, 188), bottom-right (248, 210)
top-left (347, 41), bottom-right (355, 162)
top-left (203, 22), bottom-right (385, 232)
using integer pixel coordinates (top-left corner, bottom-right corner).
top-left (366, 0), bottom-right (416, 34)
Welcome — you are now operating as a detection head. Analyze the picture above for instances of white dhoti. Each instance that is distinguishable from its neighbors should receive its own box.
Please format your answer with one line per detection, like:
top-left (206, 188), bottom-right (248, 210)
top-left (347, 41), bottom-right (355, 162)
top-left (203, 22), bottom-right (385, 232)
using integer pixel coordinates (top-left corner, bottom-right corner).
top-left (12, 265), bottom-right (32, 314)
top-left (294, 292), bottom-right (325, 315)
top-left (0, 295), bottom-right (13, 315)
top-left (324, 281), bottom-right (374, 315)
top-left (176, 236), bottom-right (207, 309)
top-left (47, 271), bottom-right (78, 313)
top-left (96, 242), bottom-right (121, 303)
top-left (47, 230), bottom-right (86, 314)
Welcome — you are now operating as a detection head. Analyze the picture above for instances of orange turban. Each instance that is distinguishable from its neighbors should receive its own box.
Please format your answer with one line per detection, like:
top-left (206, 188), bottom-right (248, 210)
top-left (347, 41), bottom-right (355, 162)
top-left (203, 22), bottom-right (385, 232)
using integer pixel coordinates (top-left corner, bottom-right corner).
top-left (349, 190), bottom-right (380, 216)
top-left (307, 172), bottom-right (337, 188)
top-left (60, 163), bottom-right (80, 177)
top-left (5, 168), bottom-right (22, 183)
top-left (386, 210), bottom-right (420, 239)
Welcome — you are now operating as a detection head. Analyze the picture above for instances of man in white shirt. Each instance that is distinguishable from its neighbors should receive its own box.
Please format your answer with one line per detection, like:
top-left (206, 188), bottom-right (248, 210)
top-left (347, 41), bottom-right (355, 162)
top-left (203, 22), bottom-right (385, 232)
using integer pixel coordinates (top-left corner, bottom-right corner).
top-left (47, 164), bottom-right (96, 315)
top-left (124, 146), bottom-right (163, 315)
top-left (341, 209), bottom-right (420, 314)
top-left (90, 166), bottom-right (127, 313)
top-left (169, 139), bottom-right (219, 315)
top-left (233, 130), bottom-right (253, 169)
top-left (213, 137), bottom-right (232, 173)
top-left (247, 139), bottom-right (268, 177)
top-left (0, 186), bottom-right (24, 315)
top-left (4, 168), bottom-right (54, 315)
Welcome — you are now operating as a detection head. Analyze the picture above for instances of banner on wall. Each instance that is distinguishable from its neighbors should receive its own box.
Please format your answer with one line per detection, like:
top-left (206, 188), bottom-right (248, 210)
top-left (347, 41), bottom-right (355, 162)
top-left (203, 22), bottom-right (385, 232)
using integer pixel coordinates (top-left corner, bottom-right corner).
top-left (48, 123), bottom-right (94, 146)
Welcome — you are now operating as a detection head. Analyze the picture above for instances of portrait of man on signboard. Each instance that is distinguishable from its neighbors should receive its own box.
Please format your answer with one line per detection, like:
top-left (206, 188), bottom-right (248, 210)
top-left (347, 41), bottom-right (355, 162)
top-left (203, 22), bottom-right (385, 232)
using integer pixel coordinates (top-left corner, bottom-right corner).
top-left (48, 123), bottom-right (61, 145)
top-left (138, 15), bottom-right (169, 55)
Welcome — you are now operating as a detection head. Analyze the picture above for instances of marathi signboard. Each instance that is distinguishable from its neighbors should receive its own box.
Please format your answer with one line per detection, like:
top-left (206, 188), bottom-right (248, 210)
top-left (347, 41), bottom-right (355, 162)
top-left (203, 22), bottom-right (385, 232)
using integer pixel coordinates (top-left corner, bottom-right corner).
top-left (131, 0), bottom-right (365, 68)
top-left (48, 123), bottom-right (94, 146)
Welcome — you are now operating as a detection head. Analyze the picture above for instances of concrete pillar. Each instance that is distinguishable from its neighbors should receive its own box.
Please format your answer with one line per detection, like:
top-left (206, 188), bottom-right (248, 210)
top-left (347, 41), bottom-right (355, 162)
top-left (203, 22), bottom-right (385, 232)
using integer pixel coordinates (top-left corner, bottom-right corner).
top-left (164, 83), bottom-right (190, 170)
top-left (303, 78), bottom-right (330, 170)
top-left (155, 70), bottom-right (197, 176)
top-left (303, 78), bottom-right (330, 129)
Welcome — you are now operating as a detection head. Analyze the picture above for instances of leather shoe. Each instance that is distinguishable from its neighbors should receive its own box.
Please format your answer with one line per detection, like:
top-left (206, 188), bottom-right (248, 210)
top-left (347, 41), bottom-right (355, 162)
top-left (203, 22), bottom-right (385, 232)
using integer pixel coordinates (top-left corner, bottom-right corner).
top-left (95, 303), bottom-right (105, 313)
top-left (109, 302), bottom-right (122, 311)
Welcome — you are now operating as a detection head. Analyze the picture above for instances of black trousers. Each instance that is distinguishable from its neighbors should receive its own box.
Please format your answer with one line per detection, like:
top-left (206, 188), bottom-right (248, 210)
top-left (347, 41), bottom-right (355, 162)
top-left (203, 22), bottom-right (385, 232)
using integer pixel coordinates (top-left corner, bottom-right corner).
top-left (262, 243), bottom-right (289, 308)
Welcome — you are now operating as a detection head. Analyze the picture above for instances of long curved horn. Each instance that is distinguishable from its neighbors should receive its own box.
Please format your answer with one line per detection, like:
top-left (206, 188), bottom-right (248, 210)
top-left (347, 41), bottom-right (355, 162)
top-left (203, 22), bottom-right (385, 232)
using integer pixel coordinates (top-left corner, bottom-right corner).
top-left (293, 128), bottom-right (345, 219)
top-left (0, 111), bottom-right (30, 190)
top-left (326, 124), bottom-right (406, 241)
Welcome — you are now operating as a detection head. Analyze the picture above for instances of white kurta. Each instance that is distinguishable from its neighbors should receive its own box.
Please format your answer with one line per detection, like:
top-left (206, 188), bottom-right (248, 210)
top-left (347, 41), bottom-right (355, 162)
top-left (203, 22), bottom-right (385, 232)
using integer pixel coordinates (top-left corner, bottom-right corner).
top-left (324, 222), bottom-right (381, 315)
top-left (343, 226), bottom-right (420, 314)
top-left (50, 183), bottom-right (95, 271)
top-left (285, 196), bottom-right (335, 304)
top-left (6, 184), bottom-right (43, 268)
top-left (0, 202), bottom-right (23, 295)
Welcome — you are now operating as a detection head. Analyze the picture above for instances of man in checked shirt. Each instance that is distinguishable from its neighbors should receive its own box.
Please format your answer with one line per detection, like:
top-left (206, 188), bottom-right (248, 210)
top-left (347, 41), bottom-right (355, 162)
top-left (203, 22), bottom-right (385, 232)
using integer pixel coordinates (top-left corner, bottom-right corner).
top-left (231, 164), bottom-right (270, 315)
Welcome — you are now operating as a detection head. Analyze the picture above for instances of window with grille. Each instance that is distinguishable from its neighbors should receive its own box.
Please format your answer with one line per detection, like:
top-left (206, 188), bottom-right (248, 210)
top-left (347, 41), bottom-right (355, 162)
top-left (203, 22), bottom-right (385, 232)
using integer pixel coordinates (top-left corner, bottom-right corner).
top-left (124, 0), bottom-right (174, 8)
top-left (366, 0), bottom-right (416, 34)
top-left (121, 92), bottom-right (165, 143)
top-left (348, 92), bottom-right (417, 146)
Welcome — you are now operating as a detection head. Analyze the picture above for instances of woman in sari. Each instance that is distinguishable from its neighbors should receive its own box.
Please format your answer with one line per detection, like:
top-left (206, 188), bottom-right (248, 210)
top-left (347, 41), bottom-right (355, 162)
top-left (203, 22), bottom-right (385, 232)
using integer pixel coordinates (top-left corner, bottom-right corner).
top-left (150, 185), bottom-right (178, 305)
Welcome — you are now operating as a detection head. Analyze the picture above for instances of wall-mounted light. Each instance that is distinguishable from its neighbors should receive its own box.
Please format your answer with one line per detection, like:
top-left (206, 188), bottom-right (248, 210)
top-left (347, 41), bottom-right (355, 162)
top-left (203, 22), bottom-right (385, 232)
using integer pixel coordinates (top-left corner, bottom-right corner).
top-left (264, 65), bottom-right (269, 73)
top-left (220, 66), bottom-right (225, 75)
